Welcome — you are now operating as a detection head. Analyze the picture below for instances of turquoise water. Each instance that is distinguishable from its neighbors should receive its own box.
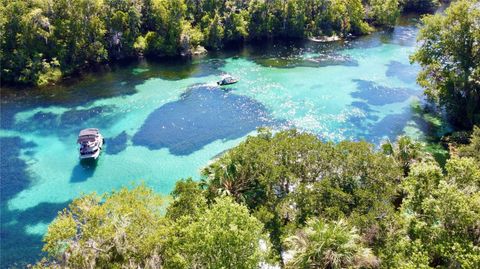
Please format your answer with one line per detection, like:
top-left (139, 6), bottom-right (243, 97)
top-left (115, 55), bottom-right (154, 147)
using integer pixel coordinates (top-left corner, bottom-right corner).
top-left (1, 20), bottom-right (428, 267)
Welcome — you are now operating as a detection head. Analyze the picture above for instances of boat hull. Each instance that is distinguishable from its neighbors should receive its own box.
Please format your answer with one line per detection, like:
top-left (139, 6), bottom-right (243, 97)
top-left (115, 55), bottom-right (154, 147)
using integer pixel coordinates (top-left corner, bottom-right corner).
top-left (217, 81), bottom-right (238, 86)
top-left (79, 151), bottom-right (101, 160)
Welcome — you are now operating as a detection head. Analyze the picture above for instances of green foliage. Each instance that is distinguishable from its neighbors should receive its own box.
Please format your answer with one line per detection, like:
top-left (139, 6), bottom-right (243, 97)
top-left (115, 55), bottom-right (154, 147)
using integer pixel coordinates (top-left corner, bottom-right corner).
top-left (166, 178), bottom-right (207, 220)
top-left (338, 0), bottom-right (373, 35)
top-left (181, 22), bottom-right (204, 52)
top-left (458, 125), bottom-right (480, 162)
top-left (104, 0), bottom-right (143, 59)
top-left (285, 219), bottom-right (378, 268)
top-left (382, 136), bottom-right (431, 176)
top-left (246, 0), bottom-right (272, 39)
top-left (319, 0), bottom-right (373, 36)
top-left (386, 158), bottom-right (480, 268)
top-left (202, 129), bottom-right (402, 258)
top-left (284, 0), bottom-right (307, 38)
top-left (401, 0), bottom-right (440, 13)
top-left (224, 7), bottom-right (249, 42)
top-left (133, 35), bottom-right (147, 54)
top-left (412, 0), bottom-right (480, 129)
top-left (140, 0), bottom-right (187, 56)
top-left (171, 196), bottom-right (268, 269)
top-left (402, 161), bottom-right (444, 211)
top-left (203, 13), bottom-right (225, 49)
top-left (2, 0), bottom-right (405, 86)
top-left (42, 185), bottom-right (167, 268)
top-left (36, 58), bottom-right (62, 86)
top-left (40, 184), bottom-right (268, 268)
top-left (369, 0), bottom-right (401, 27)
top-left (51, 0), bottom-right (108, 68)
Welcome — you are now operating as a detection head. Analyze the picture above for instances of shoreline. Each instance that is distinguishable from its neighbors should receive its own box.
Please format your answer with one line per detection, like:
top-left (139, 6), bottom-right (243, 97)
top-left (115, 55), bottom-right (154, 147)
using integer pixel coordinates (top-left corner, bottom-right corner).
top-left (2, 15), bottom-right (424, 91)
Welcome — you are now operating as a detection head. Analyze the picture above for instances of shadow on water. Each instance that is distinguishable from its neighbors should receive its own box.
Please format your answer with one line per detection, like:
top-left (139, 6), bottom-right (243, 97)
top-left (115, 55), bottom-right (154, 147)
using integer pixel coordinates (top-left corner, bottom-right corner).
top-left (132, 84), bottom-right (277, 155)
top-left (70, 158), bottom-right (99, 183)
top-left (105, 131), bottom-right (128, 155)
top-left (347, 101), bottom-right (381, 132)
top-left (128, 57), bottom-right (226, 81)
top-left (15, 105), bottom-right (122, 138)
top-left (253, 54), bottom-right (358, 69)
top-left (346, 98), bottom-right (451, 165)
top-left (351, 101), bottom-right (380, 115)
top-left (0, 137), bottom-right (36, 203)
top-left (236, 39), bottom-right (360, 69)
top-left (351, 79), bottom-right (418, 106)
top-left (0, 57), bottom-right (227, 133)
top-left (1, 201), bottom-right (71, 269)
top-left (348, 17), bottom-right (419, 50)
top-left (370, 110), bottom-right (415, 141)
top-left (345, 104), bottom-right (412, 143)
top-left (0, 137), bottom-right (71, 268)
top-left (386, 60), bottom-right (420, 83)
top-left (219, 20), bottom-right (418, 70)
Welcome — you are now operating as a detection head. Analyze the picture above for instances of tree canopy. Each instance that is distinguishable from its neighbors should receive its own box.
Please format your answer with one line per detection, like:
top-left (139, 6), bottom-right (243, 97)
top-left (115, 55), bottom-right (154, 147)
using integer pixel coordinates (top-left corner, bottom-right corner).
top-left (412, 0), bottom-right (480, 129)
top-left (38, 184), bottom-right (268, 269)
top-left (458, 125), bottom-right (480, 162)
top-left (381, 158), bottom-right (480, 268)
top-left (0, 0), bottom-right (408, 86)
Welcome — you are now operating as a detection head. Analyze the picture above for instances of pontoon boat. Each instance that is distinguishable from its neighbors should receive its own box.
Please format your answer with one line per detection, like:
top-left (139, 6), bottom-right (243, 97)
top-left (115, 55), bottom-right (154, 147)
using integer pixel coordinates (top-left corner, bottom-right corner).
top-left (77, 128), bottom-right (104, 160)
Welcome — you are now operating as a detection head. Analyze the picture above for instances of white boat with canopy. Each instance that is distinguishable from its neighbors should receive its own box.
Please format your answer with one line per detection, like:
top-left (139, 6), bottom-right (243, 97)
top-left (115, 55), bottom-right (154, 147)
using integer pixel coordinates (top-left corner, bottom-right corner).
top-left (77, 128), bottom-right (104, 160)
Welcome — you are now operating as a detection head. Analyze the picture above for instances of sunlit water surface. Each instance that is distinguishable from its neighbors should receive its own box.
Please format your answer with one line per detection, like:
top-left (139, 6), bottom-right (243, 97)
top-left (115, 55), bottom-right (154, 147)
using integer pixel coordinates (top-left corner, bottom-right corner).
top-left (1, 18), bottom-right (436, 267)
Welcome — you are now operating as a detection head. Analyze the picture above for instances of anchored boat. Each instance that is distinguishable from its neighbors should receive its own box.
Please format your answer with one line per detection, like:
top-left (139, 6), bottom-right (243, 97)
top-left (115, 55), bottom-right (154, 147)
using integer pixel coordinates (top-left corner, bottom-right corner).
top-left (77, 128), bottom-right (104, 160)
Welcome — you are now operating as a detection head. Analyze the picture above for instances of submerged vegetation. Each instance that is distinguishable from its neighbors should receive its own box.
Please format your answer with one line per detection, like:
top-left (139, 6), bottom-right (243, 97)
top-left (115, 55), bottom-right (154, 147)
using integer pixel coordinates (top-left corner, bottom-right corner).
top-left (37, 128), bottom-right (480, 268)
top-left (2, 0), bottom-right (441, 86)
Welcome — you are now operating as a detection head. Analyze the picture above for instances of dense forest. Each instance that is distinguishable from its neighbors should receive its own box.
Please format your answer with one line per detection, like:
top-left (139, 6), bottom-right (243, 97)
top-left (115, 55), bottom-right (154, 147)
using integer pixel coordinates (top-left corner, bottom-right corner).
top-left (35, 126), bottom-right (480, 268)
top-left (1, 0), bottom-right (442, 86)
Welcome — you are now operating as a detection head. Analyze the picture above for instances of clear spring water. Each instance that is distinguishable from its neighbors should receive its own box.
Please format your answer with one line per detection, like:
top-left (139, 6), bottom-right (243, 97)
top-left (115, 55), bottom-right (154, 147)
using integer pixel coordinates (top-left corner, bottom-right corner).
top-left (1, 18), bottom-right (434, 267)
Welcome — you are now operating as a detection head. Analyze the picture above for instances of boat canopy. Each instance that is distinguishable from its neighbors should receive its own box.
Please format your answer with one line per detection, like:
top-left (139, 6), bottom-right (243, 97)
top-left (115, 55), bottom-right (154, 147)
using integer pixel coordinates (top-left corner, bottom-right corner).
top-left (218, 76), bottom-right (238, 85)
top-left (79, 128), bottom-right (99, 137)
top-left (78, 128), bottom-right (100, 143)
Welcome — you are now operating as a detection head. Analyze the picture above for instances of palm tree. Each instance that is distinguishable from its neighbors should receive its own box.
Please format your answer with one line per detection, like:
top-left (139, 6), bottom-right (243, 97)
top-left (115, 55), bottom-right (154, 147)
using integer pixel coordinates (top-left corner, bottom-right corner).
top-left (382, 136), bottom-right (427, 176)
top-left (285, 219), bottom-right (378, 269)
top-left (201, 156), bottom-right (252, 204)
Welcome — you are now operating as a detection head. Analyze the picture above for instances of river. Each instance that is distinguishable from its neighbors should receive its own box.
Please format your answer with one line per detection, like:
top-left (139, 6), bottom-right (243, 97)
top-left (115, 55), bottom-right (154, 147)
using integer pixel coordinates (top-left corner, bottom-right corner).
top-left (0, 16), bottom-right (440, 267)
